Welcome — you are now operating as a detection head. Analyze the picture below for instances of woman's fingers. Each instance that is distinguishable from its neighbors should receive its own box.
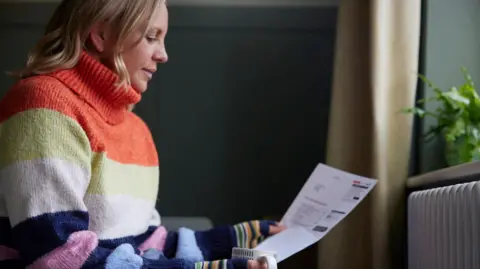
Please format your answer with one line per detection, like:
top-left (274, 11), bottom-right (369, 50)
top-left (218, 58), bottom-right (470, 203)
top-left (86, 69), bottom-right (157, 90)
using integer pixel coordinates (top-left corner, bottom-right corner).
top-left (248, 260), bottom-right (268, 269)
top-left (268, 223), bottom-right (287, 235)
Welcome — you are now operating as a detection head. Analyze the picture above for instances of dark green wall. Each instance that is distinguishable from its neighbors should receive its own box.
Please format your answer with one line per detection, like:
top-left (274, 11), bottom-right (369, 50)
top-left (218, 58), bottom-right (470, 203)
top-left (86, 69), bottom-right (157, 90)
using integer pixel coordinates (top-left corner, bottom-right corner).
top-left (0, 3), bottom-right (337, 225)
top-left (419, 0), bottom-right (480, 173)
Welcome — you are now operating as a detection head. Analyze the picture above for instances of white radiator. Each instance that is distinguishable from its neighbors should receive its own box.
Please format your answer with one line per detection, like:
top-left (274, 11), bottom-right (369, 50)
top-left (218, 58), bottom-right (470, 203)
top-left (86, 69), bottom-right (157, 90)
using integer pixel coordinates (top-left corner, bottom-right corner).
top-left (408, 181), bottom-right (480, 269)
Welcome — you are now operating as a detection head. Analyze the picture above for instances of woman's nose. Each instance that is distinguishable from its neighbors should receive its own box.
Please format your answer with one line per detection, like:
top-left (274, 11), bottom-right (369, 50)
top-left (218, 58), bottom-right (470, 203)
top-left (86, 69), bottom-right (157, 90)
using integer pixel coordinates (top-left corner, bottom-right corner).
top-left (154, 45), bottom-right (168, 64)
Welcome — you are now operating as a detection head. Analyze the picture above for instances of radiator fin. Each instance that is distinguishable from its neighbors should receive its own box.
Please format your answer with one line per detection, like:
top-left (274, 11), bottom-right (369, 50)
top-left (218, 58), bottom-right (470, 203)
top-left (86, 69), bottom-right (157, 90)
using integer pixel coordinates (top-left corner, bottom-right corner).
top-left (408, 182), bottom-right (480, 269)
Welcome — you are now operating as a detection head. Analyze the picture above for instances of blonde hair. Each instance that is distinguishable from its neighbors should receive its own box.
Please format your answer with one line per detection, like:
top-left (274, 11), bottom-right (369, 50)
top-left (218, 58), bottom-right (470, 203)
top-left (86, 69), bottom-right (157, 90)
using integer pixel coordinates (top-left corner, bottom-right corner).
top-left (15, 0), bottom-right (164, 87)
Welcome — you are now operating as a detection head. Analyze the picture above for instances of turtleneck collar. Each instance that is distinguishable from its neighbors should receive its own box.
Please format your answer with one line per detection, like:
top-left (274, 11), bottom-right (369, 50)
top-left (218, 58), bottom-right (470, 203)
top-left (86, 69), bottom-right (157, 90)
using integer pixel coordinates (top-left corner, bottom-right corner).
top-left (52, 51), bottom-right (141, 125)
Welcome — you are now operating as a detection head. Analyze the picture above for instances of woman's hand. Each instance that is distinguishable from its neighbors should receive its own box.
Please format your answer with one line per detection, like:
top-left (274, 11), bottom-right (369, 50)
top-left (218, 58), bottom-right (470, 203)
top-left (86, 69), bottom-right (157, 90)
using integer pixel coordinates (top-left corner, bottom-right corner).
top-left (247, 260), bottom-right (268, 269)
top-left (268, 222), bottom-right (287, 236)
top-left (243, 222), bottom-right (285, 269)
top-left (231, 220), bottom-right (287, 249)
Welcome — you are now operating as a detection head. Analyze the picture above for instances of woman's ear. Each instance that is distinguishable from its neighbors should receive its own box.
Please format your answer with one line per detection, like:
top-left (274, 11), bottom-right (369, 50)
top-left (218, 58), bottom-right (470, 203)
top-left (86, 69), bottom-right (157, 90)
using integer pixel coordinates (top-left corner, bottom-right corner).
top-left (89, 24), bottom-right (108, 53)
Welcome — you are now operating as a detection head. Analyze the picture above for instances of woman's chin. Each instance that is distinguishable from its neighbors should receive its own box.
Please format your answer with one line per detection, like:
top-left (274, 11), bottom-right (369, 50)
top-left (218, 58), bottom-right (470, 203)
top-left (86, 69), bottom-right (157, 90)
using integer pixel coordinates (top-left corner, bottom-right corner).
top-left (132, 82), bottom-right (148, 94)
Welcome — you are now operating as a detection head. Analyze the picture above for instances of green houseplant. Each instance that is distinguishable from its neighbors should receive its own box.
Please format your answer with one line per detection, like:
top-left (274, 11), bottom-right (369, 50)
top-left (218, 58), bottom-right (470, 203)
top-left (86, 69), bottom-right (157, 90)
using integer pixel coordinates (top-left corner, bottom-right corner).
top-left (403, 68), bottom-right (480, 166)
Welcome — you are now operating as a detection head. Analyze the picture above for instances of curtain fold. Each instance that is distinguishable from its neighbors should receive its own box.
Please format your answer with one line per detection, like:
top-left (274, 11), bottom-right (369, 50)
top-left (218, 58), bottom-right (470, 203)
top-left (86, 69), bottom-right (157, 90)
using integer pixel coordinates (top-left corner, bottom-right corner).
top-left (317, 0), bottom-right (422, 268)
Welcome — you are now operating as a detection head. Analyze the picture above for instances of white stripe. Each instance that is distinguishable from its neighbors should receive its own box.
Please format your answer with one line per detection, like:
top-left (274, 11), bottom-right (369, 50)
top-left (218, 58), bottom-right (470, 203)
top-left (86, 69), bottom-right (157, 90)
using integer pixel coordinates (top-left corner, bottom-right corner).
top-left (149, 209), bottom-right (161, 227)
top-left (85, 194), bottom-right (156, 240)
top-left (0, 158), bottom-right (89, 227)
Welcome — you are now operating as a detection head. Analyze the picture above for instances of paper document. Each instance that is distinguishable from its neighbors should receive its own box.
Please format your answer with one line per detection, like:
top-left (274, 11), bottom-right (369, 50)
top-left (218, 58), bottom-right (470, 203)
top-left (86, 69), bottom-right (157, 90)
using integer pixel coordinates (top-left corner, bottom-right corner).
top-left (254, 163), bottom-right (377, 262)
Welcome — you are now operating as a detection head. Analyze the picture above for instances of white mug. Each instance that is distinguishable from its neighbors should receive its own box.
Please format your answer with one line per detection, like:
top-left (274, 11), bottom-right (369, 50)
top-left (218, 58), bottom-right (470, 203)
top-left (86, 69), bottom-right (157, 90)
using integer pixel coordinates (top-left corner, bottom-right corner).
top-left (231, 248), bottom-right (278, 269)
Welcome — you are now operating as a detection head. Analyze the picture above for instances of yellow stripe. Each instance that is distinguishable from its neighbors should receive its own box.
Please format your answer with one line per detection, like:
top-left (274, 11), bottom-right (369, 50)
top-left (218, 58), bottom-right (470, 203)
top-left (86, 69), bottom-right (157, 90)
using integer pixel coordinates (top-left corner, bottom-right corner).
top-left (0, 109), bottom-right (91, 169)
top-left (87, 152), bottom-right (159, 201)
top-left (254, 221), bottom-right (261, 236)
top-left (0, 109), bottom-right (159, 201)
top-left (251, 221), bottom-right (261, 247)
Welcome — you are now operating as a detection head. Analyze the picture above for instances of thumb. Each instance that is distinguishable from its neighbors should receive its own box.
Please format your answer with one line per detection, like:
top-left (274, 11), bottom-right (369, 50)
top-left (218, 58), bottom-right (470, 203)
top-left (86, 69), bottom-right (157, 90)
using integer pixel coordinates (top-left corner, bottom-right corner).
top-left (248, 260), bottom-right (268, 269)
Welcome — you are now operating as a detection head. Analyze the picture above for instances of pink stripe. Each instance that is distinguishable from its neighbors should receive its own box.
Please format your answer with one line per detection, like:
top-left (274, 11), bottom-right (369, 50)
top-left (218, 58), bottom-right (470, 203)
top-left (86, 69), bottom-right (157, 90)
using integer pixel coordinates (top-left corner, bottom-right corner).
top-left (138, 226), bottom-right (168, 253)
top-left (0, 245), bottom-right (19, 260)
top-left (27, 231), bottom-right (98, 269)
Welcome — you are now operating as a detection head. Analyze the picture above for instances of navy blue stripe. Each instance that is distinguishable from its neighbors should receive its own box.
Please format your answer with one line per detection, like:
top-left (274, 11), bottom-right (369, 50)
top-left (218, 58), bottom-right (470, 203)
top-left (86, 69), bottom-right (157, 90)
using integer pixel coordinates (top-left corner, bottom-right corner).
top-left (0, 259), bottom-right (24, 269)
top-left (0, 217), bottom-right (14, 248)
top-left (98, 237), bottom-right (137, 250)
top-left (81, 247), bottom-right (109, 269)
top-left (8, 210), bottom-right (158, 267)
top-left (194, 225), bottom-right (235, 261)
top-left (163, 231), bottom-right (179, 259)
top-left (259, 220), bottom-right (274, 237)
top-left (141, 257), bottom-right (195, 269)
top-left (81, 226), bottom-right (158, 269)
top-left (11, 211), bottom-right (89, 265)
top-left (91, 225), bottom-right (157, 250)
top-left (231, 258), bottom-right (249, 269)
top-left (247, 221), bottom-right (257, 248)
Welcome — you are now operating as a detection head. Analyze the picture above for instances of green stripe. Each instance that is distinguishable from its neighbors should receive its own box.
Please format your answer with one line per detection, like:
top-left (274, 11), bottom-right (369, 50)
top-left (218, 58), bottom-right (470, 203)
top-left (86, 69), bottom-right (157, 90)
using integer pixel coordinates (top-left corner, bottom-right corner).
top-left (241, 223), bottom-right (248, 248)
top-left (247, 221), bottom-right (257, 248)
top-left (234, 224), bottom-right (244, 248)
top-left (0, 109), bottom-right (91, 169)
top-left (233, 225), bottom-right (240, 247)
top-left (87, 152), bottom-right (159, 201)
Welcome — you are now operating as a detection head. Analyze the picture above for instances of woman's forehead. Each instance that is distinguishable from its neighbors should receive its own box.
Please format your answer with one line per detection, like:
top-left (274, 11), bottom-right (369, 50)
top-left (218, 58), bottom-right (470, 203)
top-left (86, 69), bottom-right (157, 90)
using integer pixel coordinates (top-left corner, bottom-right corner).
top-left (147, 2), bottom-right (168, 29)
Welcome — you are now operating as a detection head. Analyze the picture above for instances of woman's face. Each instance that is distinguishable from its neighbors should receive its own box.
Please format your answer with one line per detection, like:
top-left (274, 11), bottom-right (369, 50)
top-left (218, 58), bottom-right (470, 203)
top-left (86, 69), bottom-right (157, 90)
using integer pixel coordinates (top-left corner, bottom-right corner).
top-left (120, 3), bottom-right (169, 93)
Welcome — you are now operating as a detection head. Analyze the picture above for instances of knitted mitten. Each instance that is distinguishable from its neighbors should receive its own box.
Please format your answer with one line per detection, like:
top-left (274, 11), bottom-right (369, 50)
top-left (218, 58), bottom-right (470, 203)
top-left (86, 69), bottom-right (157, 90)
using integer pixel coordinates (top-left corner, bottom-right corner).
top-left (194, 258), bottom-right (249, 269)
top-left (164, 220), bottom-right (276, 262)
top-left (142, 248), bottom-right (249, 269)
top-left (231, 220), bottom-right (274, 249)
top-left (105, 244), bottom-right (144, 269)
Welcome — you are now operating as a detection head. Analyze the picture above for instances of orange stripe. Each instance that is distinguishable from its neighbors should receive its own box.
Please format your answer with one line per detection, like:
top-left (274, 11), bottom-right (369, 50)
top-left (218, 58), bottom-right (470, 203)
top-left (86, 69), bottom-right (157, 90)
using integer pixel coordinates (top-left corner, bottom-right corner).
top-left (0, 76), bottom-right (158, 166)
top-left (253, 221), bottom-right (261, 247)
top-left (243, 222), bottom-right (252, 247)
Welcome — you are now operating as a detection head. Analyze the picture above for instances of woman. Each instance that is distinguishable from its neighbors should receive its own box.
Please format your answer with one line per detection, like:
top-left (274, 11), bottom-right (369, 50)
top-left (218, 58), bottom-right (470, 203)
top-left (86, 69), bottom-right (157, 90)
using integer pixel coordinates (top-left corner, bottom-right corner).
top-left (0, 0), bottom-right (284, 268)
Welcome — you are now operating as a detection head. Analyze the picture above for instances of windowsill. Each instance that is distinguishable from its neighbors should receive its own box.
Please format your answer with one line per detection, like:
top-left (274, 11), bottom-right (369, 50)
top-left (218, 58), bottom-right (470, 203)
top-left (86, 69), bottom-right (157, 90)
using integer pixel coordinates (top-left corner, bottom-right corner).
top-left (407, 160), bottom-right (480, 190)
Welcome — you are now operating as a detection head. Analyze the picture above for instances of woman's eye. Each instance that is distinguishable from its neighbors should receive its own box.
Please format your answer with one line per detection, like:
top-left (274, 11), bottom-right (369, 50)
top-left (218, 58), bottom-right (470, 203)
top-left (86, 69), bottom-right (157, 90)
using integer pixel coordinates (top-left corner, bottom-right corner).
top-left (145, 36), bottom-right (156, 43)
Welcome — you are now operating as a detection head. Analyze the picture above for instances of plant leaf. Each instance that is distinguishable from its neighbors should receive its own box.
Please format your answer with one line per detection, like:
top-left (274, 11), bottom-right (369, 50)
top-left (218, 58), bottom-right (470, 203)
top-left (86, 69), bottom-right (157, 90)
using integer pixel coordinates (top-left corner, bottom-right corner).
top-left (442, 91), bottom-right (470, 105)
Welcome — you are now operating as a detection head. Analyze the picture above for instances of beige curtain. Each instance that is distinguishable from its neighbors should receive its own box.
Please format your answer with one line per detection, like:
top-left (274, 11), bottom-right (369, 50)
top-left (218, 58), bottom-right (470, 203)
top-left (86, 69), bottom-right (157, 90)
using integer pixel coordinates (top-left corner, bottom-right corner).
top-left (317, 0), bottom-right (422, 269)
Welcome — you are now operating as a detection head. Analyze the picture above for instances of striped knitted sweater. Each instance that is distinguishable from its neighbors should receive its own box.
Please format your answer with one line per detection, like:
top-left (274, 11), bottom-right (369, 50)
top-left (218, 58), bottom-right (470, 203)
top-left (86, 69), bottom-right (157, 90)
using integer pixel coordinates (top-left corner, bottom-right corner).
top-left (0, 52), bottom-right (271, 269)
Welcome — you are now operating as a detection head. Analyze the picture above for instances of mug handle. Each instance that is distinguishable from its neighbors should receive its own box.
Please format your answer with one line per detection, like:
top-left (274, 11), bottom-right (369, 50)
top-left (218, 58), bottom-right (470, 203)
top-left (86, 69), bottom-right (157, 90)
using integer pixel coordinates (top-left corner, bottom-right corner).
top-left (256, 255), bottom-right (277, 269)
